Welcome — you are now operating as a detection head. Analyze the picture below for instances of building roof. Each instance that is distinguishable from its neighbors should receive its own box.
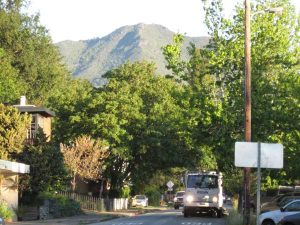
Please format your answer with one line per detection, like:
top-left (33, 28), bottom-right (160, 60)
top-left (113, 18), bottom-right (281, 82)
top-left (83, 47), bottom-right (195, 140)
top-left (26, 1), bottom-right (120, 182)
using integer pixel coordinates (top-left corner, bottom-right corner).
top-left (15, 106), bottom-right (55, 117)
top-left (0, 160), bottom-right (30, 175)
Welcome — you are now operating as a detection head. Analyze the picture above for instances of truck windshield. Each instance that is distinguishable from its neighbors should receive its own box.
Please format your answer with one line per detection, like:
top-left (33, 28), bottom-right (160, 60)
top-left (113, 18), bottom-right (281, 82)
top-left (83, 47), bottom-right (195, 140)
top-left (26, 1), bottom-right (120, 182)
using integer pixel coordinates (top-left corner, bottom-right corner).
top-left (187, 175), bottom-right (218, 189)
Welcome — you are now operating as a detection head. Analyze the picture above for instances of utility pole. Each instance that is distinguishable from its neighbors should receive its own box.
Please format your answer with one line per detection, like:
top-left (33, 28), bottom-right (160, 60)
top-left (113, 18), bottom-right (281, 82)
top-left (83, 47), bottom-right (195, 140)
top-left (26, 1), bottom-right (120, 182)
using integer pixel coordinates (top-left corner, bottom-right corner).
top-left (244, 0), bottom-right (251, 225)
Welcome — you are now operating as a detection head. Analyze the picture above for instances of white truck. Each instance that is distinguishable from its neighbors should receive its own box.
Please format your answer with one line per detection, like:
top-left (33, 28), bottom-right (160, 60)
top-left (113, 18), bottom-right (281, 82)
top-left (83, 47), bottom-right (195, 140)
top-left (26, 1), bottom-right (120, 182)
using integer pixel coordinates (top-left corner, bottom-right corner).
top-left (183, 171), bottom-right (224, 217)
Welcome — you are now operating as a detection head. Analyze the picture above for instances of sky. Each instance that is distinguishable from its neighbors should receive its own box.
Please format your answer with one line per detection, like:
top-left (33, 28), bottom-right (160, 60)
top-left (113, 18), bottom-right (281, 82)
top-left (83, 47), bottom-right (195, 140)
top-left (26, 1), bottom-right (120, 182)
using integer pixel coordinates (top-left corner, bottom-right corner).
top-left (26, 0), bottom-right (300, 43)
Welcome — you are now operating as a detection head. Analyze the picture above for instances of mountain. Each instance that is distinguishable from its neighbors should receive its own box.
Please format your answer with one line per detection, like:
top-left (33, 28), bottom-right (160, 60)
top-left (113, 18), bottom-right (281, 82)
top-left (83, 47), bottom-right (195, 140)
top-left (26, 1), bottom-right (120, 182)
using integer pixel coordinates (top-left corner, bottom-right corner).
top-left (56, 24), bottom-right (210, 85)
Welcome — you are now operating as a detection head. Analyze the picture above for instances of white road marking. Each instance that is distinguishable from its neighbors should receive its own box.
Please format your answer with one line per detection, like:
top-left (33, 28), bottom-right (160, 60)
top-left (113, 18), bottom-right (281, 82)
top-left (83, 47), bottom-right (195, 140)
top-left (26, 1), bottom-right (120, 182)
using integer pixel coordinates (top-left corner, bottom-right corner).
top-left (112, 223), bottom-right (144, 225)
top-left (181, 223), bottom-right (213, 225)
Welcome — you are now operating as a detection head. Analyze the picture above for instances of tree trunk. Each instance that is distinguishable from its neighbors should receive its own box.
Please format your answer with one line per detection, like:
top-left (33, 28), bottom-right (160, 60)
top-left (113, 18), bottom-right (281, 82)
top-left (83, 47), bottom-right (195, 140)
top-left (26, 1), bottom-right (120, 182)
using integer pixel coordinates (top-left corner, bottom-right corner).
top-left (99, 179), bottom-right (104, 198)
top-left (71, 175), bottom-right (76, 192)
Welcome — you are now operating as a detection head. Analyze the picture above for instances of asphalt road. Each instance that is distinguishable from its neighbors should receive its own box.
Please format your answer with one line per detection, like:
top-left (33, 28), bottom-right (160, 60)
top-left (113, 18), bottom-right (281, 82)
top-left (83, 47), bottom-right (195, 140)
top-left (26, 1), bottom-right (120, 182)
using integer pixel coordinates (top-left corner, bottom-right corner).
top-left (90, 209), bottom-right (226, 225)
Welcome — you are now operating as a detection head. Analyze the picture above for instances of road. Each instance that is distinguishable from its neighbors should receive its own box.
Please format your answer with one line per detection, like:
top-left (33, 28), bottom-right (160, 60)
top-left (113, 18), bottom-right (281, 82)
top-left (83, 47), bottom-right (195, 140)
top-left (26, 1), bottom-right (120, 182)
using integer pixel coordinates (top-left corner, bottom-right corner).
top-left (90, 209), bottom-right (226, 225)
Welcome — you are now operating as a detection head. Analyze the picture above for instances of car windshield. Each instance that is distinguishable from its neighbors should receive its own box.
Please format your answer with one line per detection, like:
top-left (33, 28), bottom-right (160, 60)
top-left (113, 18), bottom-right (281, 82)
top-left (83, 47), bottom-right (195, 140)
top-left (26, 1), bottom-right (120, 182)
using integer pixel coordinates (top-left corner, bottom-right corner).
top-left (176, 192), bottom-right (184, 197)
top-left (135, 195), bottom-right (146, 199)
top-left (187, 175), bottom-right (218, 189)
top-left (278, 197), bottom-right (296, 207)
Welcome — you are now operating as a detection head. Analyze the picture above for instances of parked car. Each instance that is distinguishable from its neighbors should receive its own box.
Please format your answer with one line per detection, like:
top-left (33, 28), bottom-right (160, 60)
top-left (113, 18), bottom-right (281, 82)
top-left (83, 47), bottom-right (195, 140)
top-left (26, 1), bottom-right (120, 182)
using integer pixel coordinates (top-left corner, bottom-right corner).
top-left (261, 196), bottom-right (300, 214)
top-left (261, 192), bottom-right (300, 211)
top-left (174, 191), bottom-right (185, 209)
top-left (0, 217), bottom-right (5, 225)
top-left (277, 212), bottom-right (300, 225)
top-left (259, 199), bottom-right (300, 225)
top-left (132, 195), bottom-right (148, 207)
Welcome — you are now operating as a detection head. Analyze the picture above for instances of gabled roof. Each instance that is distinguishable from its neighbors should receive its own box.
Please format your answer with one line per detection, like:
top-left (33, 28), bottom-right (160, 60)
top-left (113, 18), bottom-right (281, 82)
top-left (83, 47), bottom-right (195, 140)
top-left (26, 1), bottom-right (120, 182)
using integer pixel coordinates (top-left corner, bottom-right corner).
top-left (15, 106), bottom-right (55, 117)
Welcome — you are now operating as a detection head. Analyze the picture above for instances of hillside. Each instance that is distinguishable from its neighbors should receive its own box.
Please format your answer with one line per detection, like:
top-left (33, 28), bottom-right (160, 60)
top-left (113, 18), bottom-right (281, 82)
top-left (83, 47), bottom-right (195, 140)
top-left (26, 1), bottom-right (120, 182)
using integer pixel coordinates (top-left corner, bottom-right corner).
top-left (56, 24), bottom-right (210, 85)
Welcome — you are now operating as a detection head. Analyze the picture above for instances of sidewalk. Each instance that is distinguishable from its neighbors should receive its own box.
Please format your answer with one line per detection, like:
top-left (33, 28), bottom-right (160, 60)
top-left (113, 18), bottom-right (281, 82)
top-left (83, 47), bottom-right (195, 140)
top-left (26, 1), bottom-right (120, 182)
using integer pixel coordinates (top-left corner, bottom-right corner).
top-left (7, 207), bottom-right (168, 225)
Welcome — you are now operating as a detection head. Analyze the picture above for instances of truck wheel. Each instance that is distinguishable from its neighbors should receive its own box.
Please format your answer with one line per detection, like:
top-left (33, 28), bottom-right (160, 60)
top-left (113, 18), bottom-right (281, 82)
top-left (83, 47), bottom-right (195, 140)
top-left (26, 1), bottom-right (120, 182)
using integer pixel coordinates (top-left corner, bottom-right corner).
top-left (174, 205), bottom-right (179, 210)
top-left (183, 208), bottom-right (189, 217)
top-left (217, 209), bottom-right (223, 218)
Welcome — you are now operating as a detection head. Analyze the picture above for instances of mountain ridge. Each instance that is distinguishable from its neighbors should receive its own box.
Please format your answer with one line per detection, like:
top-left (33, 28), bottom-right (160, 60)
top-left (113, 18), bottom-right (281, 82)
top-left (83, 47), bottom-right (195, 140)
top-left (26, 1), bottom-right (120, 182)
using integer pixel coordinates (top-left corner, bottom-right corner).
top-left (56, 23), bottom-right (210, 85)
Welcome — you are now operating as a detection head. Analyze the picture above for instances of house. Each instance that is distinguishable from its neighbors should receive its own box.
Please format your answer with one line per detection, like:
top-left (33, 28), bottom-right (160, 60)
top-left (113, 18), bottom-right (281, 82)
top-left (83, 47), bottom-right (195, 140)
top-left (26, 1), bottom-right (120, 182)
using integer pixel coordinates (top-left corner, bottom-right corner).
top-left (14, 96), bottom-right (55, 142)
top-left (0, 160), bottom-right (30, 210)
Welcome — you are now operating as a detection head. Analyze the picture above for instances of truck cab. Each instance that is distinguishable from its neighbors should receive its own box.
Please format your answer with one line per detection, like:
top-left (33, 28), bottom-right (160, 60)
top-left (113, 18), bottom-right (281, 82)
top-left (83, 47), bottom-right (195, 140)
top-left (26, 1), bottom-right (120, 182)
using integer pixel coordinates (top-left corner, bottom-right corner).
top-left (183, 171), bottom-right (224, 217)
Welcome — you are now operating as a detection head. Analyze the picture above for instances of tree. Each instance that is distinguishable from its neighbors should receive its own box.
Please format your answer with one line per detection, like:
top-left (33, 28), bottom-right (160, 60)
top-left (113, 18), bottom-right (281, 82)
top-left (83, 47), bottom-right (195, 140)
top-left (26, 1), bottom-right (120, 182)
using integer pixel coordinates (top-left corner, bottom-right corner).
top-left (0, 48), bottom-right (24, 103)
top-left (85, 62), bottom-right (201, 197)
top-left (47, 79), bottom-right (95, 144)
top-left (0, 103), bottom-right (30, 159)
top-left (60, 135), bottom-right (109, 192)
top-left (12, 131), bottom-right (70, 203)
top-left (0, 0), bottom-right (71, 105)
top-left (201, 0), bottom-right (300, 185)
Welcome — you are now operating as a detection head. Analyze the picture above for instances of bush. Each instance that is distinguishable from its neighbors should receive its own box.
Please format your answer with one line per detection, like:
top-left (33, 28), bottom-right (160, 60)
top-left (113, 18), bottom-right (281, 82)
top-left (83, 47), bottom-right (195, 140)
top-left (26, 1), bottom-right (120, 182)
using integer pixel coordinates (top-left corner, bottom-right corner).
top-left (38, 192), bottom-right (81, 217)
top-left (0, 200), bottom-right (14, 220)
top-left (145, 189), bottom-right (161, 206)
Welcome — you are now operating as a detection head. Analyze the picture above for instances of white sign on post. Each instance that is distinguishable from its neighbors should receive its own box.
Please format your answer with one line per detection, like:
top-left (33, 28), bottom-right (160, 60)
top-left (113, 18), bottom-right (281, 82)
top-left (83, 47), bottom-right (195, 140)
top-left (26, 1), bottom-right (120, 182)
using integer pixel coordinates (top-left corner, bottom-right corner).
top-left (166, 181), bottom-right (174, 188)
top-left (235, 141), bottom-right (283, 225)
top-left (235, 142), bottom-right (283, 168)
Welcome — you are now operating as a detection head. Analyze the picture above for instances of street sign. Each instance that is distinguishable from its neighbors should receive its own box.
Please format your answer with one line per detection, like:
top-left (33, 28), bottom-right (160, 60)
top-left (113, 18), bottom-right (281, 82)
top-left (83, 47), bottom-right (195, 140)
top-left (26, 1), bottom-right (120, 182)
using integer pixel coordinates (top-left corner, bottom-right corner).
top-left (235, 142), bottom-right (283, 168)
top-left (166, 180), bottom-right (174, 188)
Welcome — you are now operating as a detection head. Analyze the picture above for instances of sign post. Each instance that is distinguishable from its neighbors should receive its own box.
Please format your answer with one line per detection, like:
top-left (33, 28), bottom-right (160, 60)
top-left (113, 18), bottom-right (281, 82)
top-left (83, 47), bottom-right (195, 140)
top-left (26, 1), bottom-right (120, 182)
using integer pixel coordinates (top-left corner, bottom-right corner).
top-left (257, 142), bottom-right (261, 225)
top-left (235, 142), bottom-right (283, 225)
top-left (166, 181), bottom-right (174, 202)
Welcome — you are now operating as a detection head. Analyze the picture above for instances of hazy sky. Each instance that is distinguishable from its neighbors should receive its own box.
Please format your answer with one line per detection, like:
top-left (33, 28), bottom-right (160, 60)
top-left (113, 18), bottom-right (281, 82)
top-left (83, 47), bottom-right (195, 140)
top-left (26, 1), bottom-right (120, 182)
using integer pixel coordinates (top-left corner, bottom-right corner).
top-left (26, 0), bottom-right (300, 43)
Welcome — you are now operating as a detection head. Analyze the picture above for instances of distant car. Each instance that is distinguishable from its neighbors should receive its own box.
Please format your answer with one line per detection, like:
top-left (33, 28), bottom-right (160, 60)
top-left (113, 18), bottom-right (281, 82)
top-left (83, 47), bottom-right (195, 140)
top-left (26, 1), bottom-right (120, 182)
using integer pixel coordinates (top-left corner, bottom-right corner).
top-left (259, 199), bottom-right (300, 225)
top-left (132, 195), bottom-right (148, 207)
top-left (0, 217), bottom-right (5, 225)
top-left (278, 212), bottom-right (300, 225)
top-left (174, 191), bottom-right (185, 209)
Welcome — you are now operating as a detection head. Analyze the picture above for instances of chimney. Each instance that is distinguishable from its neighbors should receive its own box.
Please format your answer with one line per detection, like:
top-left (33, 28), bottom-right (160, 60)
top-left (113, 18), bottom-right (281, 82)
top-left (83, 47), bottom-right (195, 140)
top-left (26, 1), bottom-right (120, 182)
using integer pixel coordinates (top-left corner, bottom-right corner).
top-left (20, 96), bottom-right (26, 106)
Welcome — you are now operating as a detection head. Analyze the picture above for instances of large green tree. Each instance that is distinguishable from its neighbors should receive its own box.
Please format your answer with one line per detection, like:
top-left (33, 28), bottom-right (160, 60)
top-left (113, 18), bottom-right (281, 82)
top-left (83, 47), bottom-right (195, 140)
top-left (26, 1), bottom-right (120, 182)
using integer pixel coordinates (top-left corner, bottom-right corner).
top-left (0, 0), bottom-right (70, 105)
top-left (85, 62), bottom-right (200, 196)
top-left (201, 0), bottom-right (300, 185)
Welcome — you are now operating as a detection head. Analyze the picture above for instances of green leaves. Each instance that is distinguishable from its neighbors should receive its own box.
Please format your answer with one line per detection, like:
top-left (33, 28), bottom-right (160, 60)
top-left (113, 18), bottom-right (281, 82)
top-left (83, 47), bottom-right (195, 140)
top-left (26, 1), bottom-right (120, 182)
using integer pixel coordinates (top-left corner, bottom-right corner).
top-left (0, 104), bottom-right (31, 159)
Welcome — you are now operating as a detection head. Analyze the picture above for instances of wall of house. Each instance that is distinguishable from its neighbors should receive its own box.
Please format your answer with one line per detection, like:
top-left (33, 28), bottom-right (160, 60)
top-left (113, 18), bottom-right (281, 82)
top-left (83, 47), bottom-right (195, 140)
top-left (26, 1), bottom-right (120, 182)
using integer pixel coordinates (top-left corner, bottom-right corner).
top-left (38, 116), bottom-right (52, 141)
top-left (0, 174), bottom-right (18, 209)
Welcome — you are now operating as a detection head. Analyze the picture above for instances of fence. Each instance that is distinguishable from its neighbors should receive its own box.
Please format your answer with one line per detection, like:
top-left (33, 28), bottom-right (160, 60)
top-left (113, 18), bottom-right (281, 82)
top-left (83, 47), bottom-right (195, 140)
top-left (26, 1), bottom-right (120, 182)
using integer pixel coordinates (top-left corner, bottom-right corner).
top-left (57, 191), bottom-right (128, 211)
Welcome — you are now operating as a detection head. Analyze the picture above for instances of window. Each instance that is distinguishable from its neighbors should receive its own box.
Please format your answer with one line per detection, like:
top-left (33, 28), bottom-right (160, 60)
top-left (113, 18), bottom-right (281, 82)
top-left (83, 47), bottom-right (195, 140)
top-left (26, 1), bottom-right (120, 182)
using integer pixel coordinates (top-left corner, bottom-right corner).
top-left (285, 201), bottom-right (300, 212)
top-left (187, 175), bottom-right (218, 189)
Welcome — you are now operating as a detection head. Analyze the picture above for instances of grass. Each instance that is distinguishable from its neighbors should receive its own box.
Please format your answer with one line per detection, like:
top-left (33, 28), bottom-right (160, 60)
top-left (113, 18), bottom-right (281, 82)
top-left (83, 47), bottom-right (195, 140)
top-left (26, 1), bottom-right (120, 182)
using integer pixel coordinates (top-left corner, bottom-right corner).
top-left (226, 197), bottom-right (257, 225)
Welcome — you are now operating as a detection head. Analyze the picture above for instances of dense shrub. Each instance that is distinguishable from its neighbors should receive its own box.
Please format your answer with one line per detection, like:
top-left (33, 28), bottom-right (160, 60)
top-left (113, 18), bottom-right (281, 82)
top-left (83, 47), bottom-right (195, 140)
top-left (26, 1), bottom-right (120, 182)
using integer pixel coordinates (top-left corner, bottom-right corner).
top-left (145, 189), bottom-right (161, 206)
top-left (38, 192), bottom-right (81, 217)
top-left (0, 200), bottom-right (14, 220)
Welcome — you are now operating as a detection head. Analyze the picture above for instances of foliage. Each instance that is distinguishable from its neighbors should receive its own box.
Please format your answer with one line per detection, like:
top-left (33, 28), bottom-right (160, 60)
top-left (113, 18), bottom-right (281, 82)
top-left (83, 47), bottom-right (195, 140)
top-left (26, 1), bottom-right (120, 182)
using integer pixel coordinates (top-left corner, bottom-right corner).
top-left (120, 186), bottom-right (130, 198)
top-left (0, 200), bottom-right (14, 220)
top-left (60, 135), bottom-right (109, 192)
top-left (201, 0), bottom-right (300, 186)
top-left (38, 192), bottom-right (81, 217)
top-left (0, 48), bottom-right (24, 103)
top-left (0, 0), bottom-right (71, 105)
top-left (15, 132), bottom-right (70, 197)
top-left (87, 61), bottom-right (201, 196)
top-left (47, 79), bottom-right (95, 144)
top-left (0, 103), bottom-right (31, 159)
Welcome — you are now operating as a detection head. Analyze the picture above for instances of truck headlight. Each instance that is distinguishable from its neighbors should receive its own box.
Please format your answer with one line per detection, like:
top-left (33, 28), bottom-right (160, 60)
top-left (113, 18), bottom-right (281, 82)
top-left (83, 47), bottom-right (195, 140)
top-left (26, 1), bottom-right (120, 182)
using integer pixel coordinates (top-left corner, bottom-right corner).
top-left (174, 197), bottom-right (178, 201)
top-left (212, 196), bottom-right (218, 203)
top-left (186, 195), bottom-right (194, 203)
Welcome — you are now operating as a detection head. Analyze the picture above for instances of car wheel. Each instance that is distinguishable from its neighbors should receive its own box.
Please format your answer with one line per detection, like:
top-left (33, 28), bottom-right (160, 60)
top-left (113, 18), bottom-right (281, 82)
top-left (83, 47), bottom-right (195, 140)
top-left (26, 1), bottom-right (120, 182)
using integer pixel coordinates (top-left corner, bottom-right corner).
top-left (262, 220), bottom-right (275, 225)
